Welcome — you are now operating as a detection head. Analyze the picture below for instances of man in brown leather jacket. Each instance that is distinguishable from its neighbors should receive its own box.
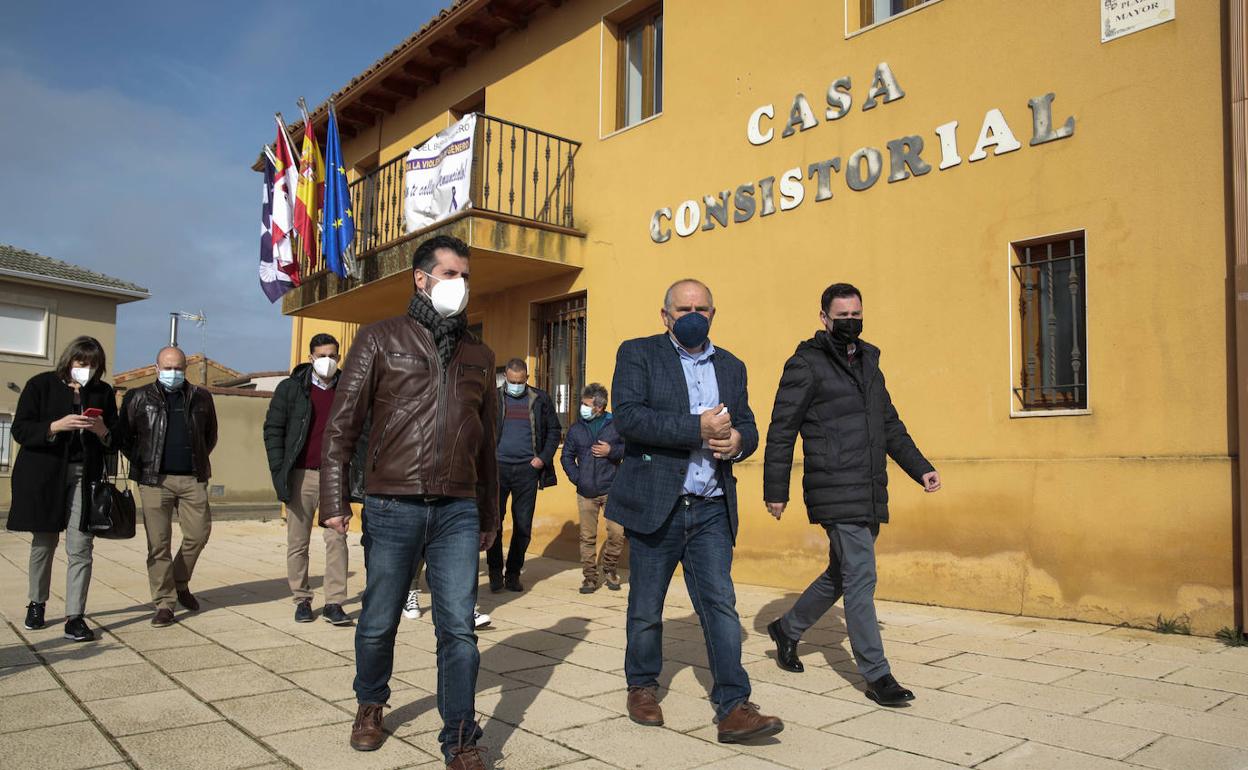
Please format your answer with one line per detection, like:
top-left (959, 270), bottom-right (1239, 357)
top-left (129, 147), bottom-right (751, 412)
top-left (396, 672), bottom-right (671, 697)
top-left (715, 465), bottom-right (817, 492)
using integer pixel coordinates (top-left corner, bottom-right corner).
top-left (116, 346), bottom-right (217, 628)
top-left (319, 235), bottom-right (498, 769)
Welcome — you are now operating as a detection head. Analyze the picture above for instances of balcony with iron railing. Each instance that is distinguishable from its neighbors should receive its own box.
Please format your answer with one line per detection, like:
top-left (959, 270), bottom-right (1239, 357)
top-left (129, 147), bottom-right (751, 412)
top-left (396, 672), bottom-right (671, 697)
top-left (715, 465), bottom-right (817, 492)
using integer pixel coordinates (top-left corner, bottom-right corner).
top-left (282, 113), bottom-right (585, 321)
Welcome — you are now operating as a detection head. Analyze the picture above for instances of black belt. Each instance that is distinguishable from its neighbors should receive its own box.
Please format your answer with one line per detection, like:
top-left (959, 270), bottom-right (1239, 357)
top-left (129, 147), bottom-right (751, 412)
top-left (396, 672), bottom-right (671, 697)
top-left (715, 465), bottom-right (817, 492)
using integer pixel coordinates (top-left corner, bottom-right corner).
top-left (678, 494), bottom-right (716, 504)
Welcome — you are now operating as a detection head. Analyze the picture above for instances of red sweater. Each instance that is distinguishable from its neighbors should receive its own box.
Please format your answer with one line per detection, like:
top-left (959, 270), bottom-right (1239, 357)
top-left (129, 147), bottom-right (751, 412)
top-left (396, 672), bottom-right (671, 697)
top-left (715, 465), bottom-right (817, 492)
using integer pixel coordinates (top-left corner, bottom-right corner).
top-left (295, 383), bottom-right (335, 470)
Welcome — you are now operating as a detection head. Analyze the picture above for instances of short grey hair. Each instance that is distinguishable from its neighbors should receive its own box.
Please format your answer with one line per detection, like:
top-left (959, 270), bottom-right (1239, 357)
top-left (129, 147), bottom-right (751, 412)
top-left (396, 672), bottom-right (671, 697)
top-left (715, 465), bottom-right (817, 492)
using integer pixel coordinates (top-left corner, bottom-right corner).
top-left (582, 382), bottom-right (608, 409)
top-left (663, 279), bottom-right (714, 311)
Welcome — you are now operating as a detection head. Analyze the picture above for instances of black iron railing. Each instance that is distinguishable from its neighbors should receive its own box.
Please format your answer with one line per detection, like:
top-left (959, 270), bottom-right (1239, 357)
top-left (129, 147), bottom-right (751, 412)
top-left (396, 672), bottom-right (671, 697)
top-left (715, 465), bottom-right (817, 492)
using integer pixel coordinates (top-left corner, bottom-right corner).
top-left (345, 113), bottom-right (580, 264)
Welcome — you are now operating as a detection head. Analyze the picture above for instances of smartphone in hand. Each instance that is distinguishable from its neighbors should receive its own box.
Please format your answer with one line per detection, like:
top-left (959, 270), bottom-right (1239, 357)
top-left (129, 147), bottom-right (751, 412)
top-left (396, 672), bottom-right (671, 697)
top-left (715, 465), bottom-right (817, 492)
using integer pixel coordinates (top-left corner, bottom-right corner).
top-left (82, 407), bottom-right (103, 418)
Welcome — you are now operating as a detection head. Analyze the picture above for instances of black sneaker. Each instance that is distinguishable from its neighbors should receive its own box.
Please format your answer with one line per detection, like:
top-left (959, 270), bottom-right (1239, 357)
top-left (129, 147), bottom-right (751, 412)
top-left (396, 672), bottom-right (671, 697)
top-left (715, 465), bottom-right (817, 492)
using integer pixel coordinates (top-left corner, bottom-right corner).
top-left (504, 573), bottom-right (524, 592)
top-left (24, 602), bottom-right (46, 630)
top-left (488, 569), bottom-right (504, 593)
top-left (323, 603), bottom-right (352, 626)
top-left (64, 616), bottom-right (94, 643)
top-left (295, 598), bottom-right (314, 623)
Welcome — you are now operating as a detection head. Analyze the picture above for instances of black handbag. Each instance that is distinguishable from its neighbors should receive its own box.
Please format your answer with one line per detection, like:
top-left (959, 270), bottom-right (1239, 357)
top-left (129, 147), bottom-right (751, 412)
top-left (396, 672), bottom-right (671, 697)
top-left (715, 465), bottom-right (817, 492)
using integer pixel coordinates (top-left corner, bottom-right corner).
top-left (84, 470), bottom-right (137, 540)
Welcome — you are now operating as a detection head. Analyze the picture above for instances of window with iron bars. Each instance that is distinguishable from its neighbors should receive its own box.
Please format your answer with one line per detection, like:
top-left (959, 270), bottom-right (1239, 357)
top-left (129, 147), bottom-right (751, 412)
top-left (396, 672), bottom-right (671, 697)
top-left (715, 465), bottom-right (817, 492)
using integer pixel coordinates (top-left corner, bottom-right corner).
top-left (535, 294), bottom-right (587, 432)
top-left (1012, 233), bottom-right (1087, 411)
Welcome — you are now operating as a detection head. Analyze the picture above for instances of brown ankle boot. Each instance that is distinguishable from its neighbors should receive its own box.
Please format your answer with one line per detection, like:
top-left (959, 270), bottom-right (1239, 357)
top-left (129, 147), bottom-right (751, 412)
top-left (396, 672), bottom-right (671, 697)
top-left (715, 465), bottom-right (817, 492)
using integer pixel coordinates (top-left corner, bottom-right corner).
top-left (627, 686), bottom-right (664, 726)
top-left (446, 745), bottom-right (487, 769)
top-left (350, 703), bottom-right (386, 751)
top-left (717, 701), bottom-right (784, 743)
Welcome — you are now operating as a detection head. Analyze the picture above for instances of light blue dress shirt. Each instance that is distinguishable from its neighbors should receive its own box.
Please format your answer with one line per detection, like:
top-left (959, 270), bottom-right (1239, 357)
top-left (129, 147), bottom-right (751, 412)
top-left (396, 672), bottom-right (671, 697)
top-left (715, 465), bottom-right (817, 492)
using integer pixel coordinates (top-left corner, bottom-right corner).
top-left (671, 335), bottom-right (724, 498)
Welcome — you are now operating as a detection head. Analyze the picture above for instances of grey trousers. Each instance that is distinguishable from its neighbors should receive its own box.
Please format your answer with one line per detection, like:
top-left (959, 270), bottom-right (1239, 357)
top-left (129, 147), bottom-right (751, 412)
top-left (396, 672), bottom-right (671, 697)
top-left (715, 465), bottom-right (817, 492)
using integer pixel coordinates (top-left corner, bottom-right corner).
top-left (780, 522), bottom-right (889, 681)
top-left (28, 464), bottom-right (94, 617)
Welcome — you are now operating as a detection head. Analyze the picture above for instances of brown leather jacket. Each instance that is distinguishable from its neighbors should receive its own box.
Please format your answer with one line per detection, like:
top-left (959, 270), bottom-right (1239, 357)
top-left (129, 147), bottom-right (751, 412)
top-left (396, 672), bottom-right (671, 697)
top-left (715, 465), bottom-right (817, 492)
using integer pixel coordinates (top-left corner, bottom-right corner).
top-left (118, 382), bottom-right (218, 485)
top-left (319, 315), bottom-right (499, 532)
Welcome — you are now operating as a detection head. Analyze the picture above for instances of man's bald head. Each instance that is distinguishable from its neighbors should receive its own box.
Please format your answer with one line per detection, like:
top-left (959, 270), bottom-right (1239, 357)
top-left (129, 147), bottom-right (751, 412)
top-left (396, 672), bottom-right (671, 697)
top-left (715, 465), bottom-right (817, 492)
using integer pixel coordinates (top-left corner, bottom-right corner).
top-left (157, 347), bottom-right (187, 370)
top-left (663, 279), bottom-right (714, 312)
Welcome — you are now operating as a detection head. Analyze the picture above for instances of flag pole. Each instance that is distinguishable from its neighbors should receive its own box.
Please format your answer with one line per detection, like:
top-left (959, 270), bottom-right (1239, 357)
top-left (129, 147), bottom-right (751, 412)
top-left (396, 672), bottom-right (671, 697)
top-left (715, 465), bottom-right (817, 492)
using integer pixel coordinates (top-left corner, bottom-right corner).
top-left (275, 112), bottom-right (302, 165)
top-left (328, 99), bottom-right (359, 280)
top-left (262, 144), bottom-right (277, 168)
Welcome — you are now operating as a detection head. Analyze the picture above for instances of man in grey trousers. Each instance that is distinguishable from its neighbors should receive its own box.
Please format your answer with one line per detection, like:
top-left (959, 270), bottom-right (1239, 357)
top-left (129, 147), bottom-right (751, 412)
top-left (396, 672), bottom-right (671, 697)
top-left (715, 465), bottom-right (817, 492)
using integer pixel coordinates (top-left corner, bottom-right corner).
top-left (761, 283), bottom-right (941, 706)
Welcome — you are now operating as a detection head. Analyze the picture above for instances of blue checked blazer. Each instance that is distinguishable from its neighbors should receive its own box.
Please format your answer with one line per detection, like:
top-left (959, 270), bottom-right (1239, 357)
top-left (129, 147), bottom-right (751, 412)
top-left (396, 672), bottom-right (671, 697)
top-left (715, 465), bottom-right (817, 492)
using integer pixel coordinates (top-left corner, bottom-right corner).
top-left (604, 333), bottom-right (759, 541)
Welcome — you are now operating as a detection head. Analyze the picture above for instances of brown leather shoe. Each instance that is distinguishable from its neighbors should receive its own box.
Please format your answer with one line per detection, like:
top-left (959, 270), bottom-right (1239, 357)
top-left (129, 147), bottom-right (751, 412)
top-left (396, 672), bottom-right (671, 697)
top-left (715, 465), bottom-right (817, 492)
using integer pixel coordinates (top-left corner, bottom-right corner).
top-left (627, 686), bottom-right (664, 726)
top-left (717, 701), bottom-right (784, 743)
top-left (151, 608), bottom-right (175, 627)
top-left (446, 745), bottom-right (488, 769)
top-left (350, 703), bottom-right (386, 751)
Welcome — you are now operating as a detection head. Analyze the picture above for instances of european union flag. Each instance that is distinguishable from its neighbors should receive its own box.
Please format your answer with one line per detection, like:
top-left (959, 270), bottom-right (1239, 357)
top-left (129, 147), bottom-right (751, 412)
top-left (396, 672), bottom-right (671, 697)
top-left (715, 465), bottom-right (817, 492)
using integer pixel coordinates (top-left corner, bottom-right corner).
top-left (322, 103), bottom-right (355, 279)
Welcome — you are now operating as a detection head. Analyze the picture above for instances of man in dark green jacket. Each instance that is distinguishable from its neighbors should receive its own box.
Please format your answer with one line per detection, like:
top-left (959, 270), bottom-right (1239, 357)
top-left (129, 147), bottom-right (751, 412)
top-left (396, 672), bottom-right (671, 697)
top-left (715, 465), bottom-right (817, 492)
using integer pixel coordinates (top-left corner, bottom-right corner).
top-left (263, 333), bottom-right (351, 626)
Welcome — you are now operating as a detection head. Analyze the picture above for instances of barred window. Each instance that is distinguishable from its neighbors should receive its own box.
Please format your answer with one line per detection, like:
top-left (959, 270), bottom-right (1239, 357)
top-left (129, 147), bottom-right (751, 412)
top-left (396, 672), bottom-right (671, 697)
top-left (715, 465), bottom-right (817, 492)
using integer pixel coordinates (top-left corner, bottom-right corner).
top-left (1012, 233), bottom-right (1087, 411)
top-left (535, 294), bottom-right (587, 431)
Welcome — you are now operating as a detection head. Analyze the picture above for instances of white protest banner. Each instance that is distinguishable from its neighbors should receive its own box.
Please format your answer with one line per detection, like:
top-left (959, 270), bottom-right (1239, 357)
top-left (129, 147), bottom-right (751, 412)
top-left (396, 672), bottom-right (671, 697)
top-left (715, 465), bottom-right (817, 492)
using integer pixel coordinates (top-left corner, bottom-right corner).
top-left (404, 113), bottom-right (476, 232)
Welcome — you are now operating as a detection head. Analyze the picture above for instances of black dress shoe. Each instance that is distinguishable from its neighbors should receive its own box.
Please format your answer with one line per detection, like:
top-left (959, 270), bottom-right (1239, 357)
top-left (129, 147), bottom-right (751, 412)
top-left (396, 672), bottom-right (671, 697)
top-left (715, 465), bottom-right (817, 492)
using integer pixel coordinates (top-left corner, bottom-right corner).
top-left (866, 673), bottom-right (915, 707)
top-left (63, 616), bottom-right (94, 642)
top-left (504, 574), bottom-right (524, 592)
top-left (767, 619), bottom-right (804, 673)
top-left (323, 603), bottom-right (353, 626)
top-left (488, 570), bottom-right (504, 593)
top-left (295, 598), bottom-right (314, 623)
top-left (24, 602), bottom-right (46, 630)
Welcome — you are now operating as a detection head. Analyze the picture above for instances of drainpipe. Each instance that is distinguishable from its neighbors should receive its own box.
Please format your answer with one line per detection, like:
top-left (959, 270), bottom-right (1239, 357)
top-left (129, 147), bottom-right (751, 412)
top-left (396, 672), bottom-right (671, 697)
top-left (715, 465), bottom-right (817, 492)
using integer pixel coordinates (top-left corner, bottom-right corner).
top-left (1229, 0), bottom-right (1248, 635)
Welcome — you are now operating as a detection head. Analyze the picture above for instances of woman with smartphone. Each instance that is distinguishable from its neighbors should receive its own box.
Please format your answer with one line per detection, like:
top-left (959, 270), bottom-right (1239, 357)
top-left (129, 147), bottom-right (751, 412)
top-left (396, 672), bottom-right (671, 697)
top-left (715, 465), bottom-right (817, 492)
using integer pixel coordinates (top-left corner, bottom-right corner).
top-left (8, 335), bottom-right (116, 642)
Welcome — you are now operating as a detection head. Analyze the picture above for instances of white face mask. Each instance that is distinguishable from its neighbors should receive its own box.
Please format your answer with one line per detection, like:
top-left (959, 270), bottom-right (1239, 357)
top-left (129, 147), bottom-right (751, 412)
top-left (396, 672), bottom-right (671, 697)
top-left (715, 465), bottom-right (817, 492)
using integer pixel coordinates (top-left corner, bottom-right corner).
top-left (505, 382), bottom-right (526, 397)
top-left (422, 271), bottom-right (469, 318)
top-left (579, 404), bottom-right (595, 420)
top-left (312, 357), bottom-right (338, 380)
top-left (158, 369), bottom-right (185, 389)
top-left (70, 367), bottom-right (93, 386)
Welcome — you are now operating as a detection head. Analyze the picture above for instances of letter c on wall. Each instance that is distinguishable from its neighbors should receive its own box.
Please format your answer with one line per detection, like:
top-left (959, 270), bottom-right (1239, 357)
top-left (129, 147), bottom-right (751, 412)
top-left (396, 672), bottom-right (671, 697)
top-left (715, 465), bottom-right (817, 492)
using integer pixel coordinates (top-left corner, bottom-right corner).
top-left (650, 208), bottom-right (672, 243)
top-left (747, 104), bottom-right (775, 146)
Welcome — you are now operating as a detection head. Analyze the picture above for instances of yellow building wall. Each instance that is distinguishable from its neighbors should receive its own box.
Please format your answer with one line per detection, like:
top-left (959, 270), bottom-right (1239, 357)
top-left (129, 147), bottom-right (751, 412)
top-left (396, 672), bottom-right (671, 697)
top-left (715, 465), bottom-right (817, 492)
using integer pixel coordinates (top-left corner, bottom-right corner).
top-left (290, 0), bottom-right (1237, 632)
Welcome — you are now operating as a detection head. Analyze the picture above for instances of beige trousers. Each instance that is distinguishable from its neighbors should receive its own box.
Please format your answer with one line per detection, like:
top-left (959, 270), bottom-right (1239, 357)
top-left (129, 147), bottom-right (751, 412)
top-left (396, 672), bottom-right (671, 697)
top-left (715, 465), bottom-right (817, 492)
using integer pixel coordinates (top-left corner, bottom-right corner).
top-left (286, 469), bottom-right (348, 604)
top-left (577, 494), bottom-right (625, 580)
top-left (139, 475), bottom-right (212, 610)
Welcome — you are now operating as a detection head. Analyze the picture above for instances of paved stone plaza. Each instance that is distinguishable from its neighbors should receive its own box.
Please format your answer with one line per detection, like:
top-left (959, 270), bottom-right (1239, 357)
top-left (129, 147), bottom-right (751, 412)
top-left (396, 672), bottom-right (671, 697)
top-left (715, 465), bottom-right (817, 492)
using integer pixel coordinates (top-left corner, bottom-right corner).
top-left (1, 520), bottom-right (1246, 770)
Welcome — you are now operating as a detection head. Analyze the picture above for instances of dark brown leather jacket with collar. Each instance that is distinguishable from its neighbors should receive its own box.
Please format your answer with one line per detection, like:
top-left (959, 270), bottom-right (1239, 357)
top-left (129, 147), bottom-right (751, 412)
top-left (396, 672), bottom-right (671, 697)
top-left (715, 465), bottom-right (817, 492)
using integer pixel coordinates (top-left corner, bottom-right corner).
top-left (319, 314), bottom-right (499, 532)
top-left (118, 382), bottom-right (218, 485)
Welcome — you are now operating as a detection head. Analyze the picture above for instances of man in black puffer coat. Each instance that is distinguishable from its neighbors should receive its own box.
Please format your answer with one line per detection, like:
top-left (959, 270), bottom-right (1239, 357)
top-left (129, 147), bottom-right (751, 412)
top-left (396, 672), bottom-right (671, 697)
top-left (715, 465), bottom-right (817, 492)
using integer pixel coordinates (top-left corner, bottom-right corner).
top-left (762, 283), bottom-right (941, 708)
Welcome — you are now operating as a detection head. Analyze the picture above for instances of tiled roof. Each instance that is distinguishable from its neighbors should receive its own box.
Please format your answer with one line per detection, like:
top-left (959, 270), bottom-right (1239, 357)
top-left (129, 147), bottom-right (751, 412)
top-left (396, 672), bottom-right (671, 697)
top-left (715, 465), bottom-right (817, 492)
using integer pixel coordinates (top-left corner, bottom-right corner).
top-left (114, 354), bottom-right (243, 384)
top-left (0, 243), bottom-right (149, 298)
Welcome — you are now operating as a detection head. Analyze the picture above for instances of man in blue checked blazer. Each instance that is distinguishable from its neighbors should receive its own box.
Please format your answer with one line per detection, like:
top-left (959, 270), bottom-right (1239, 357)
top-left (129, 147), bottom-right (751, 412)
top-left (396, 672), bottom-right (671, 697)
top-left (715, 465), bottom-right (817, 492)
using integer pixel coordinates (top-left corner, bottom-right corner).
top-left (606, 279), bottom-right (784, 744)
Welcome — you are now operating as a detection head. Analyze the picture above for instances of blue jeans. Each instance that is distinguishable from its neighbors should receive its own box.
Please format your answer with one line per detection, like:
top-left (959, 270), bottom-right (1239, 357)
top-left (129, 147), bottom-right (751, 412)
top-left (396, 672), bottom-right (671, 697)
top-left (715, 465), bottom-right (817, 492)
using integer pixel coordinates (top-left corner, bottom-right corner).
top-left (357, 495), bottom-right (482, 760)
top-left (624, 496), bottom-right (750, 719)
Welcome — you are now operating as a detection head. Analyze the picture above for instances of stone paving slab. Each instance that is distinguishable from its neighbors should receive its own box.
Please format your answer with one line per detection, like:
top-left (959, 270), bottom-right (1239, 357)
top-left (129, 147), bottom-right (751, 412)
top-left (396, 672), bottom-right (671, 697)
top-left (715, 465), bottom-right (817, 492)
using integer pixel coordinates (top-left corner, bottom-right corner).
top-left (1, 519), bottom-right (1246, 769)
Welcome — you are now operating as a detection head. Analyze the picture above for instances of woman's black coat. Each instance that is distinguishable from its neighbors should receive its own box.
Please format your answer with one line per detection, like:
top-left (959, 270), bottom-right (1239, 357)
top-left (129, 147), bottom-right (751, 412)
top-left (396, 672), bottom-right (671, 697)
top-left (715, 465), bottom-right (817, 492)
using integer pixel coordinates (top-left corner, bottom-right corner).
top-left (7, 371), bottom-right (117, 533)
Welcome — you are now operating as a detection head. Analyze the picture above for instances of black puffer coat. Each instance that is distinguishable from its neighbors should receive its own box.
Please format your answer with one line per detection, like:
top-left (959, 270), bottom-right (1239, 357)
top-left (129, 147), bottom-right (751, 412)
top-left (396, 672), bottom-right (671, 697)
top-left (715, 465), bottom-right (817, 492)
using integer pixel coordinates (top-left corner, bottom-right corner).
top-left (763, 331), bottom-right (933, 525)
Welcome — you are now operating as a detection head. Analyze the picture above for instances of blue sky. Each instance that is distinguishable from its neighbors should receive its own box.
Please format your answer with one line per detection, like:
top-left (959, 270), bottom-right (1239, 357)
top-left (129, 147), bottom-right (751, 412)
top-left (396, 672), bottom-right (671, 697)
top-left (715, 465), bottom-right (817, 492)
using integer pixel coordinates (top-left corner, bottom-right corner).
top-left (0, 0), bottom-right (450, 373)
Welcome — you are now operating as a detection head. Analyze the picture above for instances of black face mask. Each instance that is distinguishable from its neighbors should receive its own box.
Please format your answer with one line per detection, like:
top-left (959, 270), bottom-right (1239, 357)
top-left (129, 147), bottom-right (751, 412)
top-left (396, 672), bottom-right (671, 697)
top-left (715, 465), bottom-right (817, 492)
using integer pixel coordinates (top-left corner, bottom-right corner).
top-left (828, 317), bottom-right (863, 344)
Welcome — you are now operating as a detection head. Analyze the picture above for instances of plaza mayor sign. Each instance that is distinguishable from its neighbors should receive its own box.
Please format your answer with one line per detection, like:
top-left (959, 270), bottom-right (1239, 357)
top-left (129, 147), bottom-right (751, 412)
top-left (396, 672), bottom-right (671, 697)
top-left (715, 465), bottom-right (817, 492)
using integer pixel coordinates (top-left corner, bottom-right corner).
top-left (649, 63), bottom-right (1076, 243)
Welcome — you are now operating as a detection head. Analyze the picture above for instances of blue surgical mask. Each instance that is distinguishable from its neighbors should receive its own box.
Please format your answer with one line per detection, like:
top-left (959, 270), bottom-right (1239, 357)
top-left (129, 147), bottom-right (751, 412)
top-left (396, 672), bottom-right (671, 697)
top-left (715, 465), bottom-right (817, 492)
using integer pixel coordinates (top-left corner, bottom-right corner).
top-left (158, 369), bottom-right (185, 389)
top-left (579, 404), bottom-right (595, 420)
top-left (671, 312), bottom-right (711, 349)
top-left (505, 382), bottom-right (526, 397)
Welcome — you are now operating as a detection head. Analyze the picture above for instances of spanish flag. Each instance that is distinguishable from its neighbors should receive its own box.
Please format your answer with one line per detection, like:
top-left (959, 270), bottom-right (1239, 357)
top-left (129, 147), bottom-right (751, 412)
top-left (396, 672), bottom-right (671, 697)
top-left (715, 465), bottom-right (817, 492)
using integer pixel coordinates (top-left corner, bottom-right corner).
top-left (293, 99), bottom-right (325, 271)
